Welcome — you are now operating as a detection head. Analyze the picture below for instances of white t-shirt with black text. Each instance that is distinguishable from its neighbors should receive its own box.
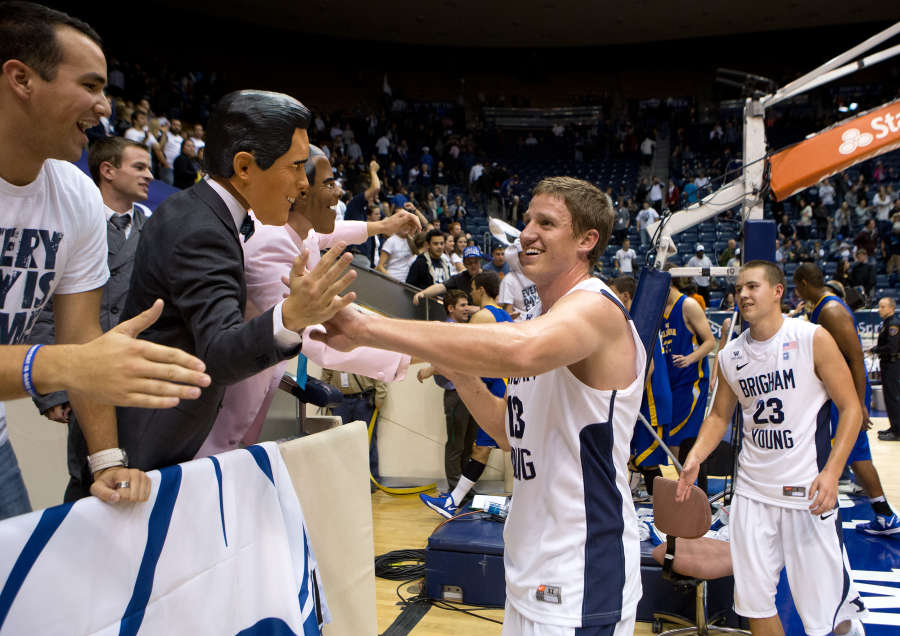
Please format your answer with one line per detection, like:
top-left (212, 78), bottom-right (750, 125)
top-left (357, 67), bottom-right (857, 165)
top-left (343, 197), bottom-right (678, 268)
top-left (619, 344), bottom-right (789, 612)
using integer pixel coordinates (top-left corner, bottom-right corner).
top-left (0, 160), bottom-right (109, 443)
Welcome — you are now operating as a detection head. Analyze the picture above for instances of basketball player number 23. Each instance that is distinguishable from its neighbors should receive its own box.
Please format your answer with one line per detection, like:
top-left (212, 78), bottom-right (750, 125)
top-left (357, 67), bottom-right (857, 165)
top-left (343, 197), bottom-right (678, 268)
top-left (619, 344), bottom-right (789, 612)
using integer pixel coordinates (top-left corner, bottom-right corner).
top-left (753, 397), bottom-right (784, 425)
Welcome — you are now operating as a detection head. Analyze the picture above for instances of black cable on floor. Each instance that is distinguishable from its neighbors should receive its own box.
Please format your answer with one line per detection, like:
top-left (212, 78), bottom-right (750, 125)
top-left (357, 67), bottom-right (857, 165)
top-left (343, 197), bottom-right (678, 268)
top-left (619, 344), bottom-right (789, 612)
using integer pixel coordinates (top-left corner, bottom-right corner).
top-left (375, 549), bottom-right (426, 581)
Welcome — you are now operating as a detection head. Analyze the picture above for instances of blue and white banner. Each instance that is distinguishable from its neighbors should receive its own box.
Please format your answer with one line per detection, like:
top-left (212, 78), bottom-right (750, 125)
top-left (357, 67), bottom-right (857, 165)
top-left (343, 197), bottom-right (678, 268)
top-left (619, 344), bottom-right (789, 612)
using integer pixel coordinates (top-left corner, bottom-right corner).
top-left (0, 442), bottom-right (328, 635)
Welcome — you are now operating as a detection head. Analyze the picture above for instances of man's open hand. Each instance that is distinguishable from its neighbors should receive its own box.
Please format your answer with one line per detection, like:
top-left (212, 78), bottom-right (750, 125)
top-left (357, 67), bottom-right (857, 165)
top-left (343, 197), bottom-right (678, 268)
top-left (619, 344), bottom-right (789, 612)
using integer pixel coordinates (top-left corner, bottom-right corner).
top-left (381, 210), bottom-right (421, 237)
top-left (282, 244), bottom-right (357, 332)
top-left (65, 299), bottom-right (211, 409)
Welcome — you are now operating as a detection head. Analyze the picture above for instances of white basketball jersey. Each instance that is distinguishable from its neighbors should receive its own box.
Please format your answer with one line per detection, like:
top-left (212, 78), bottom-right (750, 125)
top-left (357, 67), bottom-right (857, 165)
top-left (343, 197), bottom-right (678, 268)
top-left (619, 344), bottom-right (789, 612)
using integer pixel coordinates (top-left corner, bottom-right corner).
top-left (719, 317), bottom-right (831, 510)
top-left (503, 278), bottom-right (646, 628)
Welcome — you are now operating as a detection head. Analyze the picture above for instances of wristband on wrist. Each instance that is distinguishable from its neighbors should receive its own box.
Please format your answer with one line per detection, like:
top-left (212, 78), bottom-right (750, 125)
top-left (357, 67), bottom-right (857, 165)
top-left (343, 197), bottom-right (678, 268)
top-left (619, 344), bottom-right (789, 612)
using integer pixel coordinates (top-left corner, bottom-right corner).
top-left (22, 344), bottom-right (44, 399)
top-left (87, 448), bottom-right (129, 475)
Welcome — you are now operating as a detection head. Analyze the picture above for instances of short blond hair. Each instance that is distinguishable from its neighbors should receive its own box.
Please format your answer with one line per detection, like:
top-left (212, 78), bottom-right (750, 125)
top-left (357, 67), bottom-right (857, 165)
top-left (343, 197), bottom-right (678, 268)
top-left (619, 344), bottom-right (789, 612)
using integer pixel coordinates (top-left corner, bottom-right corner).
top-left (532, 176), bottom-right (613, 265)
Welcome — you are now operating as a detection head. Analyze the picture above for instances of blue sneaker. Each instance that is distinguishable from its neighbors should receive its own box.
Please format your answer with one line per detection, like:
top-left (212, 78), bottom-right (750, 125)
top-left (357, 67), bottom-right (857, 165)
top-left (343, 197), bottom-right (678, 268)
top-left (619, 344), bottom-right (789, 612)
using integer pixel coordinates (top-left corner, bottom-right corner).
top-left (420, 492), bottom-right (458, 519)
top-left (856, 514), bottom-right (900, 536)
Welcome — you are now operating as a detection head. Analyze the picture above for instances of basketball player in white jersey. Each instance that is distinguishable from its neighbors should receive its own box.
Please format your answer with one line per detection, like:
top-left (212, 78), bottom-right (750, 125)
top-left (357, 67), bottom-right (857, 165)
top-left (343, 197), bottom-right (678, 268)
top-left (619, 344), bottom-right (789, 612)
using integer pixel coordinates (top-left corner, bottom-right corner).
top-left (677, 261), bottom-right (866, 636)
top-left (315, 177), bottom-right (646, 635)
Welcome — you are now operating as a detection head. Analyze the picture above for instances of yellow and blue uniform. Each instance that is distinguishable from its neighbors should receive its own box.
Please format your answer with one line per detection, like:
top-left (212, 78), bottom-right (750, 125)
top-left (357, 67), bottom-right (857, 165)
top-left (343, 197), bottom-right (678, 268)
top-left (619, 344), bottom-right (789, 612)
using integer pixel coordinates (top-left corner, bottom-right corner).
top-left (808, 294), bottom-right (872, 463)
top-left (476, 304), bottom-right (513, 447)
top-left (632, 334), bottom-right (672, 467)
top-left (661, 294), bottom-right (710, 445)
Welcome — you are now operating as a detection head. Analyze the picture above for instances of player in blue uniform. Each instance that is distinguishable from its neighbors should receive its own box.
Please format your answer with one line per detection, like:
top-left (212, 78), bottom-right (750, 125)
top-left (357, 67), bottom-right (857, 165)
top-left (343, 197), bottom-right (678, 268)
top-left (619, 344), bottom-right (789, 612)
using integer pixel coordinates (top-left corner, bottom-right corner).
top-left (421, 271), bottom-right (512, 517)
top-left (660, 270), bottom-right (715, 466)
top-left (611, 276), bottom-right (671, 494)
top-left (794, 263), bottom-right (899, 535)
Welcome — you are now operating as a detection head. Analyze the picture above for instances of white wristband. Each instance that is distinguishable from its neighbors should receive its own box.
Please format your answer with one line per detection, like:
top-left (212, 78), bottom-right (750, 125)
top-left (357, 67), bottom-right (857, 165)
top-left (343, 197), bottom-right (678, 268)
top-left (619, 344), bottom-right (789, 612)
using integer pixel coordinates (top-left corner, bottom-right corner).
top-left (87, 448), bottom-right (128, 475)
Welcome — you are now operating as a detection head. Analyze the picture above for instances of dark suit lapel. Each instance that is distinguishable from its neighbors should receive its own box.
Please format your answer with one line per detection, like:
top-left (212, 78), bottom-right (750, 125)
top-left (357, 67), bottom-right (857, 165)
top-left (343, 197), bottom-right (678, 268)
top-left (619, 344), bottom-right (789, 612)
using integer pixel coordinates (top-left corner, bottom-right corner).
top-left (192, 179), bottom-right (242, 244)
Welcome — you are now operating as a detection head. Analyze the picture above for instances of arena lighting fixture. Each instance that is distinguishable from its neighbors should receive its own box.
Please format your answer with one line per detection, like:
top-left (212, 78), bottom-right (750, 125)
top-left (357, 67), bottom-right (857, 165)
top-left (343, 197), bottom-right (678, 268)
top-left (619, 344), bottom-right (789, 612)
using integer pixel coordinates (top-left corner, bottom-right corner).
top-left (648, 20), bottom-right (900, 274)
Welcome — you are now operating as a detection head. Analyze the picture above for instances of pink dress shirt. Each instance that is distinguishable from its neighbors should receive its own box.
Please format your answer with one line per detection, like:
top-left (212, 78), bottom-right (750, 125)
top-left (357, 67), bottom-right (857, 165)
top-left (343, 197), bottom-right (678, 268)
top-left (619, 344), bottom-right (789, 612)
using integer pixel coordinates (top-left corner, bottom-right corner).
top-left (196, 218), bottom-right (410, 456)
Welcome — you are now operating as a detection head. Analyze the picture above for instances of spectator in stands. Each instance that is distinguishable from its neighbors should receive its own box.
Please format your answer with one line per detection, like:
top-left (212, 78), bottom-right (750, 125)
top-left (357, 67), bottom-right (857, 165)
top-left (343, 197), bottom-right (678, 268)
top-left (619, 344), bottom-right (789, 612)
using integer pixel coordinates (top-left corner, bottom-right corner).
top-left (778, 214), bottom-right (796, 241)
top-left (834, 201), bottom-right (852, 238)
top-left (648, 176), bottom-right (663, 209)
top-left (819, 178), bottom-right (836, 212)
top-left (374, 132), bottom-right (390, 158)
top-left (173, 138), bottom-right (200, 189)
top-left (665, 179), bottom-right (680, 211)
top-left (686, 244), bottom-right (713, 306)
top-left (682, 178), bottom-right (698, 205)
top-left (124, 109), bottom-right (149, 143)
top-left (854, 197), bottom-right (871, 227)
top-left (160, 118), bottom-right (182, 186)
top-left (413, 245), bottom-right (485, 306)
top-left (718, 238), bottom-right (736, 266)
top-left (188, 122), bottom-right (205, 157)
top-left (416, 290), bottom-right (477, 491)
top-left (887, 210), bottom-right (900, 281)
top-left (356, 204), bottom-right (383, 268)
top-left (854, 218), bottom-right (880, 260)
top-left (719, 291), bottom-right (735, 312)
top-left (873, 185), bottom-right (893, 230)
top-left (342, 160), bottom-right (382, 222)
top-left (448, 194), bottom-right (467, 221)
top-left (450, 233), bottom-right (465, 272)
top-left (614, 237), bottom-right (637, 276)
top-left (377, 221), bottom-right (417, 282)
top-left (484, 245), bottom-right (510, 278)
top-left (613, 200), bottom-right (630, 245)
top-left (849, 249), bottom-right (877, 300)
top-left (835, 257), bottom-right (852, 288)
top-left (636, 200), bottom-right (659, 247)
top-left (640, 135), bottom-right (655, 165)
top-left (406, 229), bottom-right (451, 289)
top-left (797, 197), bottom-right (813, 240)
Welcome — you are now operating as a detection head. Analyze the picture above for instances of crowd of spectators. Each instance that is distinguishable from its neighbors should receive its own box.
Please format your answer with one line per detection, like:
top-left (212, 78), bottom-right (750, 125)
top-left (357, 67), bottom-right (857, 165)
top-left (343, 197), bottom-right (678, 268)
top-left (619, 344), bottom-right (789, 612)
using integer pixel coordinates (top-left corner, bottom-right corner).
top-left (85, 57), bottom-right (899, 311)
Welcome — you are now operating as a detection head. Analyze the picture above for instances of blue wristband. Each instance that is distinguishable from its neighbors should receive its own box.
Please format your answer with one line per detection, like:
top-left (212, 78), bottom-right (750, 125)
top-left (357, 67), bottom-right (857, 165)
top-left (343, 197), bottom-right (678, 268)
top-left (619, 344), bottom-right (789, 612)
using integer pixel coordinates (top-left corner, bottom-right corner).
top-left (22, 344), bottom-right (44, 399)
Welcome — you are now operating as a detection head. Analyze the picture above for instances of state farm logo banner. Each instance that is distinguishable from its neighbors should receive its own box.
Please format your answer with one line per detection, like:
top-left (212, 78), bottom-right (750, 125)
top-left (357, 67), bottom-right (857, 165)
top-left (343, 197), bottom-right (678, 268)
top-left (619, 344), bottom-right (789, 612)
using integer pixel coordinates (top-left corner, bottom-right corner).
top-left (770, 99), bottom-right (900, 201)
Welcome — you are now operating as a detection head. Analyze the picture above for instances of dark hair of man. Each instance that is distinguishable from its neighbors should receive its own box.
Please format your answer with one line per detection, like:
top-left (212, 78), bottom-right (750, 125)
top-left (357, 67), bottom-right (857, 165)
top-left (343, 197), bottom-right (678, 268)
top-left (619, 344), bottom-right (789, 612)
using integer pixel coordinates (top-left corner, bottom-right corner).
top-left (304, 144), bottom-right (328, 185)
top-left (88, 137), bottom-right (148, 185)
top-left (611, 275), bottom-right (636, 298)
top-left (204, 90), bottom-right (311, 178)
top-left (531, 176), bottom-right (613, 265)
top-left (472, 271), bottom-right (500, 299)
top-left (425, 229), bottom-right (443, 244)
top-left (131, 109), bottom-right (147, 124)
top-left (793, 262), bottom-right (824, 288)
top-left (0, 1), bottom-right (102, 82)
top-left (444, 289), bottom-right (467, 309)
top-left (741, 260), bottom-right (785, 289)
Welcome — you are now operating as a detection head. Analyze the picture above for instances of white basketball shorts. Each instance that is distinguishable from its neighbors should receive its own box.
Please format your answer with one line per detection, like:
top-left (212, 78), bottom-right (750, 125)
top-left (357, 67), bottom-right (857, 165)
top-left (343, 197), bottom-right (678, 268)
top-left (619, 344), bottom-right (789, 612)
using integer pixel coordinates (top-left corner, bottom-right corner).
top-left (730, 494), bottom-right (867, 636)
top-left (502, 601), bottom-right (635, 636)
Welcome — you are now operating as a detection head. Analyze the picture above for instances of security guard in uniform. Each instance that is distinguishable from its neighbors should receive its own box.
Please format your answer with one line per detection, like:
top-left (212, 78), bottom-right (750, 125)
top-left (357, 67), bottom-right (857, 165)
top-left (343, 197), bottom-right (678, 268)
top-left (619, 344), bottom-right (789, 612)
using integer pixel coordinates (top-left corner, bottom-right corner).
top-left (320, 369), bottom-right (387, 476)
top-left (873, 297), bottom-right (900, 440)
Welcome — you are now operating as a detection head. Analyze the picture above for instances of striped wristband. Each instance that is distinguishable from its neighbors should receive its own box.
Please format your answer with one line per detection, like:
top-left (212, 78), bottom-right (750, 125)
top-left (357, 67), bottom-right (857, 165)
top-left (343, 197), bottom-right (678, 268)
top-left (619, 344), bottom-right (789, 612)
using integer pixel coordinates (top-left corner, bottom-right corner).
top-left (22, 344), bottom-right (44, 399)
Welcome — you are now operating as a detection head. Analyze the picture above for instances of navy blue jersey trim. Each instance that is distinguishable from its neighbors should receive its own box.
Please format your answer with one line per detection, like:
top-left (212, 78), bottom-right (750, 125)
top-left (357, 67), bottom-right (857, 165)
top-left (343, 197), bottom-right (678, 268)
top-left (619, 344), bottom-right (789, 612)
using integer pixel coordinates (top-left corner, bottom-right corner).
top-left (579, 391), bottom-right (626, 625)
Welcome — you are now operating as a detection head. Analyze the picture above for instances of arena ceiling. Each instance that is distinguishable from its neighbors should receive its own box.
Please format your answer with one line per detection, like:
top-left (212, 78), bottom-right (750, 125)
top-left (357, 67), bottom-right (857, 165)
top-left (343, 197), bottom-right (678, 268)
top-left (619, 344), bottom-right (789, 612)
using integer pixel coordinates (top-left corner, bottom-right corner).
top-left (148, 0), bottom-right (897, 47)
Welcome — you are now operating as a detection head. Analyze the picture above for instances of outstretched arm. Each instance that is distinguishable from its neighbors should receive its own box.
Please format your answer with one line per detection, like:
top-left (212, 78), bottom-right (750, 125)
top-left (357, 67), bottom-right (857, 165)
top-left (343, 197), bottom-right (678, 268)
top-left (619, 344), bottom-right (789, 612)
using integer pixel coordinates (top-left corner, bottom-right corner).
top-left (809, 326), bottom-right (861, 515)
top-left (676, 363), bottom-right (736, 501)
top-left (315, 289), bottom-right (614, 380)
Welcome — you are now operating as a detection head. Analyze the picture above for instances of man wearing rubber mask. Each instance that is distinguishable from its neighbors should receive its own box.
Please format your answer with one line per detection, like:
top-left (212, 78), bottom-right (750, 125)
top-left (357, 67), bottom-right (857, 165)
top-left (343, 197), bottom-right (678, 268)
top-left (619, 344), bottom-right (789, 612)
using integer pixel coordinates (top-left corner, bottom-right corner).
top-left (66, 91), bottom-right (359, 498)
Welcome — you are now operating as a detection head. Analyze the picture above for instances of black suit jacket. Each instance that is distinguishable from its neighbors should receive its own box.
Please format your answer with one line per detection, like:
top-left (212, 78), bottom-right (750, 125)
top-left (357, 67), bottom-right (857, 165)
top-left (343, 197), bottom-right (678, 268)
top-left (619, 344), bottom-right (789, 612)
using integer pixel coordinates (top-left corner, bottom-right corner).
top-left (73, 180), bottom-right (299, 485)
